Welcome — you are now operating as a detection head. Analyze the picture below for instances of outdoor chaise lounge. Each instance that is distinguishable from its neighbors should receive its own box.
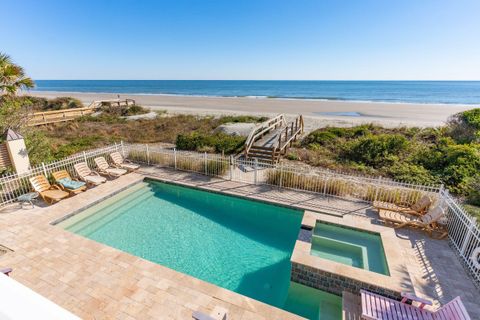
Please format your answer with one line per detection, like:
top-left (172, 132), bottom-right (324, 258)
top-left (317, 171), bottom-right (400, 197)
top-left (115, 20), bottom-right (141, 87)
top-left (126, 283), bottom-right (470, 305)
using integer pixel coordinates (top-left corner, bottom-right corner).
top-left (360, 289), bottom-right (471, 320)
top-left (1, 268), bottom-right (12, 276)
top-left (192, 306), bottom-right (227, 320)
top-left (74, 162), bottom-right (107, 186)
top-left (94, 156), bottom-right (127, 177)
top-left (374, 194), bottom-right (432, 216)
top-left (29, 175), bottom-right (69, 205)
top-left (378, 204), bottom-right (447, 239)
top-left (110, 151), bottom-right (140, 171)
top-left (52, 170), bottom-right (87, 195)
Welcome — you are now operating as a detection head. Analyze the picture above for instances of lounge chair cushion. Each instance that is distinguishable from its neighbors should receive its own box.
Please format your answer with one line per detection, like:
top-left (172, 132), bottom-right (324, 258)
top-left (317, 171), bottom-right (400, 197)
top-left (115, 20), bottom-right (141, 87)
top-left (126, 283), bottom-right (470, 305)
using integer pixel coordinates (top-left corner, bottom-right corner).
top-left (57, 178), bottom-right (86, 190)
top-left (84, 175), bottom-right (107, 185)
top-left (105, 168), bottom-right (127, 176)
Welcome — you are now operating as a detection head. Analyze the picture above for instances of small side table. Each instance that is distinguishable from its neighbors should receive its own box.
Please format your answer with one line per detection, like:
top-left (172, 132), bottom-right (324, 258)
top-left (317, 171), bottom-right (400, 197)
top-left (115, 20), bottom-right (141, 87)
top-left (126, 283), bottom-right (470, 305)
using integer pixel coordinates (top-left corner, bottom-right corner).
top-left (17, 192), bottom-right (39, 209)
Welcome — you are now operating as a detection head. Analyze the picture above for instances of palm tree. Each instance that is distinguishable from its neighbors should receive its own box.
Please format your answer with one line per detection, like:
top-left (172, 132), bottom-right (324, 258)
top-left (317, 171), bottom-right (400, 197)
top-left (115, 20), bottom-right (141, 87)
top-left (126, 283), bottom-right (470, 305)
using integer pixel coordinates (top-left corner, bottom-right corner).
top-left (0, 52), bottom-right (35, 95)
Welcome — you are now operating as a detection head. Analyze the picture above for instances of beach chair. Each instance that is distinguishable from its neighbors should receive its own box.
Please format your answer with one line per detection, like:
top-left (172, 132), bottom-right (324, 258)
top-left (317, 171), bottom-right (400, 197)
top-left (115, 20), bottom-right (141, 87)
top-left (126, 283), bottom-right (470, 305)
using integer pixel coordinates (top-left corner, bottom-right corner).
top-left (192, 306), bottom-right (227, 320)
top-left (360, 289), bottom-right (471, 320)
top-left (1, 268), bottom-right (12, 276)
top-left (374, 194), bottom-right (432, 216)
top-left (110, 151), bottom-right (140, 171)
top-left (74, 162), bottom-right (107, 186)
top-left (29, 175), bottom-right (69, 205)
top-left (52, 170), bottom-right (87, 195)
top-left (94, 157), bottom-right (127, 177)
top-left (378, 204), bottom-right (447, 239)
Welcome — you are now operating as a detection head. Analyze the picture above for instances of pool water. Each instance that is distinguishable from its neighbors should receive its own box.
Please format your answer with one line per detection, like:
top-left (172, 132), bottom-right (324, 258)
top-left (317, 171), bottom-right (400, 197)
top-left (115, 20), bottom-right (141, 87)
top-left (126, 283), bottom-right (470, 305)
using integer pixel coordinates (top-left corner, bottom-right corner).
top-left (58, 180), bottom-right (342, 319)
top-left (311, 222), bottom-right (389, 276)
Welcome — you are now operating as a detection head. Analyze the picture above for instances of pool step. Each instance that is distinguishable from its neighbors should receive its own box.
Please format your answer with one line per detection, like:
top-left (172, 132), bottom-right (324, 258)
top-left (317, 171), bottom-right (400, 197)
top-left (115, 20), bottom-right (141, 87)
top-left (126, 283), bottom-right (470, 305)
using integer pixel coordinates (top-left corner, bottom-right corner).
top-left (310, 235), bottom-right (369, 271)
top-left (65, 183), bottom-right (155, 234)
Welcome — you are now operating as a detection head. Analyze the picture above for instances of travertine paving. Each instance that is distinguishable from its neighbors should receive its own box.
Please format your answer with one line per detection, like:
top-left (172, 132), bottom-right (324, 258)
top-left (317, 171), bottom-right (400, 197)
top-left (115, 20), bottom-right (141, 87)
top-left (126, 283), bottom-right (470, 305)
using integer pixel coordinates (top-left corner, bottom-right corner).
top-left (0, 167), bottom-right (478, 319)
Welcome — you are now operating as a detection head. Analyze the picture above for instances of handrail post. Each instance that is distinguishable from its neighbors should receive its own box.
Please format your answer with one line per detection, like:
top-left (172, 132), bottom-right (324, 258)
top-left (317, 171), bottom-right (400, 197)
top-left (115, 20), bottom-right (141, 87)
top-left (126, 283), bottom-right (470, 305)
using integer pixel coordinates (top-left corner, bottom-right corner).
top-left (83, 151), bottom-right (88, 163)
top-left (174, 148), bottom-right (177, 170)
top-left (374, 176), bottom-right (382, 202)
top-left (204, 152), bottom-right (208, 175)
top-left (254, 158), bottom-right (258, 185)
top-left (146, 144), bottom-right (150, 165)
top-left (121, 141), bottom-right (126, 157)
top-left (279, 164), bottom-right (283, 188)
top-left (461, 214), bottom-right (477, 255)
top-left (41, 162), bottom-right (48, 177)
top-left (229, 155), bottom-right (233, 180)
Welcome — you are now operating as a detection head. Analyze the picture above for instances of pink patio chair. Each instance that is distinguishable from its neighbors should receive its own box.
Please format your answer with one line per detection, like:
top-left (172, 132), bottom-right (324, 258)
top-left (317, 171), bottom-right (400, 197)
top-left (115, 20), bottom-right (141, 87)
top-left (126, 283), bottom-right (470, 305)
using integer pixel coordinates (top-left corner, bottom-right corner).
top-left (360, 289), bottom-right (471, 320)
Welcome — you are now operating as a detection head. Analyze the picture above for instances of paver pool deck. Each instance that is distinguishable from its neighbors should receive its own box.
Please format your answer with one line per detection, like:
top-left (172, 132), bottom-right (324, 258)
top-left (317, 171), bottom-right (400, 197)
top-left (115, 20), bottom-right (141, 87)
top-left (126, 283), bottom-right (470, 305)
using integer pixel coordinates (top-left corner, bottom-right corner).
top-left (0, 167), bottom-right (478, 319)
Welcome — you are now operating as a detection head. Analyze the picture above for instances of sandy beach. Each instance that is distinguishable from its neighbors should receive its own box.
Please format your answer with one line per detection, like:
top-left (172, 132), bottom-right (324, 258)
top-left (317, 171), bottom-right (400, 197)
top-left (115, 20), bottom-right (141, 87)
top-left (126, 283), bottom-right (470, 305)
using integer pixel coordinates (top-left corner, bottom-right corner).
top-left (29, 91), bottom-right (473, 130)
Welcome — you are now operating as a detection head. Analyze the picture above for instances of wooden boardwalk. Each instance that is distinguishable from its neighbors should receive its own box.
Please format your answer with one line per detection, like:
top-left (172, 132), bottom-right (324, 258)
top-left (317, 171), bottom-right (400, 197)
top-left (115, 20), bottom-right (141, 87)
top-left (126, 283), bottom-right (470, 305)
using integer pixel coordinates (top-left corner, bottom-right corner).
top-left (244, 114), bottom-right (304, 163)
top-left (27, 99), bottom-right (135, 126)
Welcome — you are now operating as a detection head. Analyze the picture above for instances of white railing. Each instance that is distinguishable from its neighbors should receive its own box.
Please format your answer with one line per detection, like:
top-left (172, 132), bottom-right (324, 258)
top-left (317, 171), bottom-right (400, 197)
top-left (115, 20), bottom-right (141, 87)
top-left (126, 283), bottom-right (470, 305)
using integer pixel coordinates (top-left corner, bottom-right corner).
top-left (442, 188), bottom-right (480, 286)
top-left (0, 143), bottom-right (478, 288)
top-left (0, 144), bottom-right (121, 206)
top-left (244, 114), bottom-right (286, 157)
top-left (124, 144), bottom-right (440, 203)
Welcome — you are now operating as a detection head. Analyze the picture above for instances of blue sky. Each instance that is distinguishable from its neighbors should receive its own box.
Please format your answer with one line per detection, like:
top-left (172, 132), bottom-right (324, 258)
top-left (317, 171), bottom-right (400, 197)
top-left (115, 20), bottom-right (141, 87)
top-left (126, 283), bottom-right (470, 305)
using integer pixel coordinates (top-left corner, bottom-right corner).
top-left (1, 0), bottom-right (479, 80)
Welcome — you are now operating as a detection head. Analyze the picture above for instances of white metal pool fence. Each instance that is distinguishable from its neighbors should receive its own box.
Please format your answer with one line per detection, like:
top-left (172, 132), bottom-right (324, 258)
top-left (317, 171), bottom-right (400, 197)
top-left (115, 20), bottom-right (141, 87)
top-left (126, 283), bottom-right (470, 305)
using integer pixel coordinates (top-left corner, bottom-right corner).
top-left (0, 142), bottom-right (478, 287)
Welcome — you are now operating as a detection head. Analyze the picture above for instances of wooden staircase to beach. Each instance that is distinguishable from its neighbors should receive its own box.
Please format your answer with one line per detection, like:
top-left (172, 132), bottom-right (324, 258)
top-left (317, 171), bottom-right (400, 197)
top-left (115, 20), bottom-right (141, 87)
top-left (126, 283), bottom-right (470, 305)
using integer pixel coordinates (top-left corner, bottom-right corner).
top-left (244, 114), bottom-right (304, 164)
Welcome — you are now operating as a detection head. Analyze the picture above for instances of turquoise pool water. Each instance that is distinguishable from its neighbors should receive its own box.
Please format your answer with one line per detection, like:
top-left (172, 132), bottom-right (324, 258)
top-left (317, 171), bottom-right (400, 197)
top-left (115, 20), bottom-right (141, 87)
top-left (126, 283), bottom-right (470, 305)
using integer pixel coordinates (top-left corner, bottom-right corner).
top-left (311, 222), bottom-right (389, 276)
top-left (58, 180), bottom-right (342, 319)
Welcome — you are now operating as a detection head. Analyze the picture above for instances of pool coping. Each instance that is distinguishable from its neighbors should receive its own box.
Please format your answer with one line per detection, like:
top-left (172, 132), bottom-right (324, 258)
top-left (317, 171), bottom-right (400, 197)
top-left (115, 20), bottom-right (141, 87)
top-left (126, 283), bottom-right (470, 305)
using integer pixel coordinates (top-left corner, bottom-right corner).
top-left (142, 175), bottom-right (344, 217)
top-left (291, 211), bottom-right (413, 298)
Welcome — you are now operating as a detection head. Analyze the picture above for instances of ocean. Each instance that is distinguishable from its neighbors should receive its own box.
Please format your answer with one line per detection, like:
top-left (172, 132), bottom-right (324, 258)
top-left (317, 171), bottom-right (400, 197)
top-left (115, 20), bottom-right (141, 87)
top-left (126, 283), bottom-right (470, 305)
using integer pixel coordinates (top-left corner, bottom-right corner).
top-left (33, 80), bottom-right (480, 105)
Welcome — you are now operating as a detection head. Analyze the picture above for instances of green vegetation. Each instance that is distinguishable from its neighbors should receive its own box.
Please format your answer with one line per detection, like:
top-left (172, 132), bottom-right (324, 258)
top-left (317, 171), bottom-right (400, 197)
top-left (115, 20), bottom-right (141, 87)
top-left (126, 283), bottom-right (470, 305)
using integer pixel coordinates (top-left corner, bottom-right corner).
top-left (294, 110), bottom-right (480, 208)
top-left (0, 52), bottom-right (34, 94)
top-left (15, 96), bottom-right (85, 111)
top-left (28, 113), bottom-right (266, 164)
top-left (176, 132), bottom-right (245, 154)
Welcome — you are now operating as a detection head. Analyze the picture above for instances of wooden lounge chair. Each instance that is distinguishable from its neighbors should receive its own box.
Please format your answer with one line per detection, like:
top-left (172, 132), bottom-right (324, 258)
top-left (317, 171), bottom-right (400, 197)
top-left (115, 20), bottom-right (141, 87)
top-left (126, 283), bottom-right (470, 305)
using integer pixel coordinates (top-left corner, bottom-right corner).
top-left (29, 175), bottom-right (69, 205)
top-left (52, 170), bottom-right (87, 195)
top-left (374, 194), bottom-right (432, 216)
top-left (378, 205), bottom-right (447, 239)
top-left (74, 162), bottom-right (107, 186)
top-left (110, 151), bottom-right (140, 171)
top-left (94, 157), bottom-right (127, 178)
top-left (360, 289), bottom-right (471, 320)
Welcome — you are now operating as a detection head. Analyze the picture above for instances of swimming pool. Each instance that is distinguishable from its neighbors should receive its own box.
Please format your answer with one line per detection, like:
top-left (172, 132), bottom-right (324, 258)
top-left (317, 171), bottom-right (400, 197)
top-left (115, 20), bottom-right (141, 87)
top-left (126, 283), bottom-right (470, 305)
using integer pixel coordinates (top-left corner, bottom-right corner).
top-left (311, 222), bottom-right (389, 275)
top-left (58, 180), bottom-right (342, 319)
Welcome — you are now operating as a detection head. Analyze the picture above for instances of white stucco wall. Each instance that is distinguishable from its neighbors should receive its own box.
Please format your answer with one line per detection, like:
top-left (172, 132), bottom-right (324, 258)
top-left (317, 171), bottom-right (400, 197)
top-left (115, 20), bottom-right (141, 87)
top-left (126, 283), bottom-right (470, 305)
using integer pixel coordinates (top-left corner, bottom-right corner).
top-left (6, 138), bottom-right (30, 174)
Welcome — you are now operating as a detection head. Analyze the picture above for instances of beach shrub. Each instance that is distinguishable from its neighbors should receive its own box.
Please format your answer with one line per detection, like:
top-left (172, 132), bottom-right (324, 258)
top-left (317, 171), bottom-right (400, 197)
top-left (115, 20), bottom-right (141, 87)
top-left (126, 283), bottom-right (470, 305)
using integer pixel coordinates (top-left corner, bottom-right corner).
top-left (465, 177), bottom-right (480, 206)
top-left (52, 135), bottom-right (105, 159)
top-left (342, 134), bottom-right (408, 168)
top-left (447, 108), bottom-right (480, 143)
top-left (217, 115), bottom-right (268, 124)
top-left (23, 131), bottom-right (55, 165)
top-left (385, 162), bottom-right (439, 185)
top-left (176, 132), bottom-right (245, 154)
top-left (303, 131), bottom-right (337, 146)
top-left (417, 140), bottom-right (480, 194)
top-left (47, 97), bottom-right (84, 110)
